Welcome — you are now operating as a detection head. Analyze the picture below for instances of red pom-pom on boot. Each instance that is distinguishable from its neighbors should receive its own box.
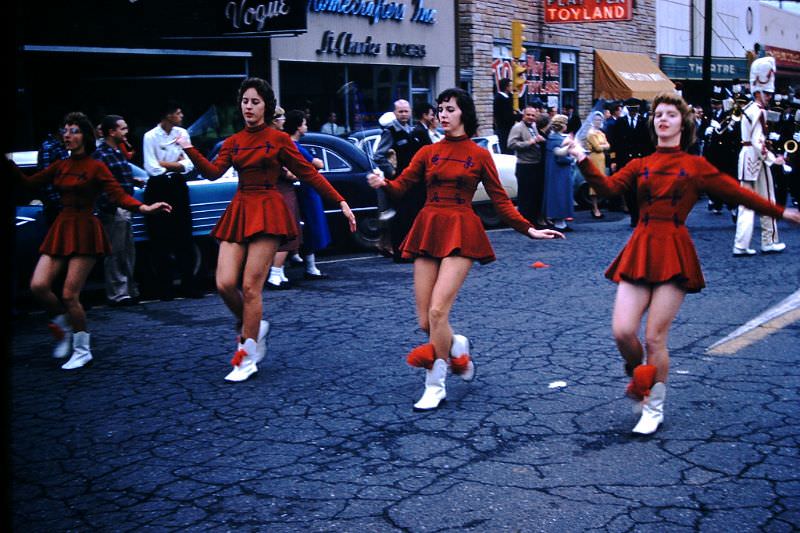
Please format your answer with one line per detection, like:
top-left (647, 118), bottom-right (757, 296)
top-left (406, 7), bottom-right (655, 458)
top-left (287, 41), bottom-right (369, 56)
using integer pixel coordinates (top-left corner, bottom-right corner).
top-left (407, 344), bottom-right (435, 369)
top-left (625, 364), bottom-right (656, 401)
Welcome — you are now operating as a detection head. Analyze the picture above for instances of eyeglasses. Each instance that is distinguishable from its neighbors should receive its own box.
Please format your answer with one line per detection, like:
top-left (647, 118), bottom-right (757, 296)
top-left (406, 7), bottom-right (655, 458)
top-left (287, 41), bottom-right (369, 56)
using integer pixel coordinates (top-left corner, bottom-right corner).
top-left (274, 116), bottom-right (286, 121)
top-left (59, 127), bottom-right (81, 135)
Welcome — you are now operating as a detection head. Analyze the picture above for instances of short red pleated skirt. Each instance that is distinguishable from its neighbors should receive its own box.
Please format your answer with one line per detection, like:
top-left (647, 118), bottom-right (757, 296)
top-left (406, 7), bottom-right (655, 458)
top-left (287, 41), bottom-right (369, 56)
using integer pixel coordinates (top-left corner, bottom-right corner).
top-left (605, 222), bottom-right (705, 293)
top-left (39, 210), bottom-right (110, 256)
top-left (212, 189), bottom-right (298, 244)
top-left (400, 204), bottom-right (496, 264)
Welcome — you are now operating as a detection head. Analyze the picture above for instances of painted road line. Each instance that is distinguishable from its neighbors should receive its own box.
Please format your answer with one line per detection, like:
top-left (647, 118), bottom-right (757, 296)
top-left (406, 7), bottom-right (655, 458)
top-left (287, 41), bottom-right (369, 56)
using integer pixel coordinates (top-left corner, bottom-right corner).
top-left (707, 289), bottom-right (800, 355)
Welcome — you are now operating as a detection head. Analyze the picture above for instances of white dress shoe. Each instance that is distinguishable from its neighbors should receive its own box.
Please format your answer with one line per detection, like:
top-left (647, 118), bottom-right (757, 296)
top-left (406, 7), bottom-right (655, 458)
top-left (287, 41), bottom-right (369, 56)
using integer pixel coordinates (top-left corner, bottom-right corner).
top-left (732, 246), bottom-right (756, 256)
top-left (61, 331), bottom-right (93, 370)
top-left (450, 334), bottom-right (475, 381)
top-left (413, 359), bottom-right (447, 411)
top-left (49, 314), bottom-right (73, 358)
top-left (761, 242), bottom-right (786, 254)
top-left (225, 338), bottom-right (258, 382)
top-left (632, 382), bottom-right (666, 435)
top-left (254, 320), bottom-right (270, 364)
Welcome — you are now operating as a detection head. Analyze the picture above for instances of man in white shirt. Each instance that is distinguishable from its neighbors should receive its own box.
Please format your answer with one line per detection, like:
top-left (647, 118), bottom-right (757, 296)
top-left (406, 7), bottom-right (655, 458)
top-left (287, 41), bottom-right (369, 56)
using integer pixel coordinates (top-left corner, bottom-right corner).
top-left (142, 101), bottom-right (202, 300)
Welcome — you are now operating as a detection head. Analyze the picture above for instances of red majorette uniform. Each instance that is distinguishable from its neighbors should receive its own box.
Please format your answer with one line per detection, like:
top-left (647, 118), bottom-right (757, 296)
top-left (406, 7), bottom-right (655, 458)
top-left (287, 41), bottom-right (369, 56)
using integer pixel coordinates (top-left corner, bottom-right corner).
top-left (13, 154), bottom-right (143, 256)
top-left (383, 134), bottom-right (536, 411)
top-left (184, 123), bottom-right (345, 243)
top-left (383, 134), bottom-right (534, 263)
top-left (578, 146), bottom-right (785, 293)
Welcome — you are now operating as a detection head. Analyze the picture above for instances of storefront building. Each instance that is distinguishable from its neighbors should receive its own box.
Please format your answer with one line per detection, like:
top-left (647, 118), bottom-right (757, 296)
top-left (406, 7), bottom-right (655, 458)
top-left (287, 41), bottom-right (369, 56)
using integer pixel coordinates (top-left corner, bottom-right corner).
top-left (458, 0), bottom-right (660, 135)
top-left (270, 0), bottom-right (456, 131)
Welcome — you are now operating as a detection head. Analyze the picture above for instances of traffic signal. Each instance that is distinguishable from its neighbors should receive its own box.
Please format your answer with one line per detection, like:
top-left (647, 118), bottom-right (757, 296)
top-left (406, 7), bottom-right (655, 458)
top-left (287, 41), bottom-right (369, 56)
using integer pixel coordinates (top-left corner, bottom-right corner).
top-left (512, 61), bottom-right (527, 111)
top-left (511, 21), bottom-right (525, 59)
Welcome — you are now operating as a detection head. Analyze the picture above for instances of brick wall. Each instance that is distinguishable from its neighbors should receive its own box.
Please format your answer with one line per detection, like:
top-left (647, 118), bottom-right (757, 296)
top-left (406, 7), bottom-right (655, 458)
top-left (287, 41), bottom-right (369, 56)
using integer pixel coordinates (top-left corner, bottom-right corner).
top-left (459, 0), bottom-right (657, 134)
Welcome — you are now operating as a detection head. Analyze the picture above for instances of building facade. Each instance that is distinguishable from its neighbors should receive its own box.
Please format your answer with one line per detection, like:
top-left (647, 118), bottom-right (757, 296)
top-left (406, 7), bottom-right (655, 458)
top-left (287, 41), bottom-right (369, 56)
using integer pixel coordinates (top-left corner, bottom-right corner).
top-left (458, 0), bottom-right (659, 135)
top-left (270, 0), bottom-right (456, 131)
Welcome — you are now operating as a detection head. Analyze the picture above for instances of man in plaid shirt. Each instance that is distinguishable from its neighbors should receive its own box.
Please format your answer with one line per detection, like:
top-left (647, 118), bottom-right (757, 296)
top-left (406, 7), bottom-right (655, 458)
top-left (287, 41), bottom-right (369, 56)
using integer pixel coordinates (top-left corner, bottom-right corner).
top-left (37, 131), bottom-right (70, 225)
top-left (93, 115), bottom-right (145, 306)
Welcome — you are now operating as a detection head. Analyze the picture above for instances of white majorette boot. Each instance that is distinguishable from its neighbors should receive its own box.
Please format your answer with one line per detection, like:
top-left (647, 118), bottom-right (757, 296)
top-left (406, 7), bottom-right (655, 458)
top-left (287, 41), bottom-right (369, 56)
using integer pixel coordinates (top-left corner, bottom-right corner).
top-left (49, 314), bottom-right (73, 358)
top-left (449, 334), bottom-right (475, 381)
top-left (254, 320), bottom-right (270, 364)
top-left (225, 338), bottom-right (258, 382)
top-left (61, 331), bottom-right (93, 370)
top-left (632, 382), bottom-right (666, 435)
top-left (413, 358), bottom-right (447, 411)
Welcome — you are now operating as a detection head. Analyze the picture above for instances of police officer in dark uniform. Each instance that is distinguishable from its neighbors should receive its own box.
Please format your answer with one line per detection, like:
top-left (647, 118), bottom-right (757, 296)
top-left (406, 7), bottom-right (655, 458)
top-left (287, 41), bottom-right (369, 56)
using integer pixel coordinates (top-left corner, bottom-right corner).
top-left (609, 97), bottom-right (654, 226)
top-left (704, 86), bottom-right (741, 215)
top-left (772, 94), bottom-right (799, 208)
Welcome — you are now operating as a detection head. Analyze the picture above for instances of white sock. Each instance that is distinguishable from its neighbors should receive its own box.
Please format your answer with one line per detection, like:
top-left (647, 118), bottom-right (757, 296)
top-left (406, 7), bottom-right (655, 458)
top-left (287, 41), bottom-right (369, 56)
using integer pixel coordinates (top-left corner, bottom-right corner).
top-left (268, 267), bottom-right (282, 285)
top-left (304, 254), bottom-right (322, 276)
top-left (278, 266), bottom-right (288, 282)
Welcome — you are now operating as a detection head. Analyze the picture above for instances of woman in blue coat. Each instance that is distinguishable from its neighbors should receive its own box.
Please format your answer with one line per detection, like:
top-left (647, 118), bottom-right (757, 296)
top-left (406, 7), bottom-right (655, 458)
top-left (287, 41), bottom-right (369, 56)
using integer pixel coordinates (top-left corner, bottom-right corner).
top-left (542, 114), bottom-right (575, 231)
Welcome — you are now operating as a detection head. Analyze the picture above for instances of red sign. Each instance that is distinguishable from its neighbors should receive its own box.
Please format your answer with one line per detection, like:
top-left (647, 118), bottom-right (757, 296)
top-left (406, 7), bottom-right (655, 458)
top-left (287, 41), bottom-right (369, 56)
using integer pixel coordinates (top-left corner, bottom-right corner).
top-left (765, 46), bottom-right (800, 69)
top-left (544, 0), bottom-right (632, 24)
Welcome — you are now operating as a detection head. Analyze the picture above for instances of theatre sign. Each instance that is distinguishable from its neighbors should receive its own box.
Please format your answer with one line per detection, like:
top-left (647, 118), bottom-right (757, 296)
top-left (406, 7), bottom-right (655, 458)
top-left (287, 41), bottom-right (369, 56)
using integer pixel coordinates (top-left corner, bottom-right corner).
top-left (544, 0), bottom-right (632, 24)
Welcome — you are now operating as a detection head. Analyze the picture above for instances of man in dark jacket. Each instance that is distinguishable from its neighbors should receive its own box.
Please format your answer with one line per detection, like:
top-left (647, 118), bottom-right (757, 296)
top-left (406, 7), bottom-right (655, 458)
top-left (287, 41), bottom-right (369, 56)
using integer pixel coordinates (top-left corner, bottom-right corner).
top-left (609, 97), bottom-right (654, 226)
top-left (374, 99), bottom-right (429, 260)
top-left (493, 78), bottom-right (515, 155)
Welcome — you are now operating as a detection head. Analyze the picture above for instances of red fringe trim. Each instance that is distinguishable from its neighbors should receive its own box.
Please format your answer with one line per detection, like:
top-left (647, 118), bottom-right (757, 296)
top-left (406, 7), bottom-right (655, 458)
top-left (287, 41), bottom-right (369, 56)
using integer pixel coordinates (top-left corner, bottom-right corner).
top-left (625, 364), bottom-right (657, 400)
top-left (48, 322), bottom-right (65, 341)
top-left (450, 355), bottom-right (471, 375)
top-left (231, 348), bottom-right (247, 367)
top-left (406, 344), bottom-right (435, 369)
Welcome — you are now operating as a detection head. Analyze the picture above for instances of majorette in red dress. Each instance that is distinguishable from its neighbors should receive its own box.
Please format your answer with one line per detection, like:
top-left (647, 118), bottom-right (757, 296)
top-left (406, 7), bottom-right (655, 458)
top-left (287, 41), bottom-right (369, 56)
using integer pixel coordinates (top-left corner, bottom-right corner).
top-left (579, 146), bottom-right (785, 292)
top-left (382, 134), bottom-right (533, 264)
top-left (184, 124), bottom-right (345, 244)
top-left (13, 154), bottom-right (143, 256)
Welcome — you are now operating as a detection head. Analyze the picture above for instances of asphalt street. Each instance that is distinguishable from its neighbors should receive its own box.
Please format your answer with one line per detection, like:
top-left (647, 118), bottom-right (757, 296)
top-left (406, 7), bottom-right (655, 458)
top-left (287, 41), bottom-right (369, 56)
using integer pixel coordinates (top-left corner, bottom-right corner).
top-left (9, 204), bottom-right (800, 532)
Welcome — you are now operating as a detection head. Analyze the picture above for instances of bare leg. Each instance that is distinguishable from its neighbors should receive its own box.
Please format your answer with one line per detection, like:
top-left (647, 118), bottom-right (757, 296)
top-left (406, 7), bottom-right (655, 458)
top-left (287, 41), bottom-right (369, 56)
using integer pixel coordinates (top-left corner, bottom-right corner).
top-left (611, 281), bottom-right (652, 372)
top-left (413, 257), bottom-right (440, 334)
top-left (643, 282), bottom-right (686, 383)
top-left (426, 256), bottom-right (473, 360)
top-left (273, 251), bottom-right (288, 268)
top-left (241, 236), bottom-right (279, 341)
top-left (60, 255), bottom-right (97, 332)
top-left (30, 254), bottom-right (67, 317)
top-left (216, 241), bottom-right (247, 322)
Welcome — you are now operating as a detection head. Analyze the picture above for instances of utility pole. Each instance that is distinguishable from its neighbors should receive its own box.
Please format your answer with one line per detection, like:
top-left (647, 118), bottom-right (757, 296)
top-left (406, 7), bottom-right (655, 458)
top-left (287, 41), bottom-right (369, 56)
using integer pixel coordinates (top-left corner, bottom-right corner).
top-left (702, 0), bottom-right (713, 100)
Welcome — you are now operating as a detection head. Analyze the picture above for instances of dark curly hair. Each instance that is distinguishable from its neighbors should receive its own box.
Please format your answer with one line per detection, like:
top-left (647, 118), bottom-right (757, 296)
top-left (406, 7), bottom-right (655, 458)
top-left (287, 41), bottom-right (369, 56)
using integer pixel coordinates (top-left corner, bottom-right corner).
top-left (238, 77), bottom-right (277, 124)
top-left (436, 88), bottom-right (478, 137)
top-left (62, 111), bottom-right (95, 155)
top-left (284, 110), bottom-right (307, 136)
top-left (647, 92), bottom-right (696, 151)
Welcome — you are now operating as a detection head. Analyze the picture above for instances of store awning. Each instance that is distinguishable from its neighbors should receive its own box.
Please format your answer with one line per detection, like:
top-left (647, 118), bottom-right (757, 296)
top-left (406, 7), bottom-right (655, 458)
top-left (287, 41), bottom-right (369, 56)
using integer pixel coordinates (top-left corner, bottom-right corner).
top-left (594, 49), bottom-right (675, 101)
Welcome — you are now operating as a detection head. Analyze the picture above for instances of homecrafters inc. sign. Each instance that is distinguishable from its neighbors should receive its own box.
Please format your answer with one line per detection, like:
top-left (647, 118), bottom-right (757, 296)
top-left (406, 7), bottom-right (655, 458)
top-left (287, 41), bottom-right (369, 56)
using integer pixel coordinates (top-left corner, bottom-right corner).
top-left (544, 0), bottom-right (632, 24)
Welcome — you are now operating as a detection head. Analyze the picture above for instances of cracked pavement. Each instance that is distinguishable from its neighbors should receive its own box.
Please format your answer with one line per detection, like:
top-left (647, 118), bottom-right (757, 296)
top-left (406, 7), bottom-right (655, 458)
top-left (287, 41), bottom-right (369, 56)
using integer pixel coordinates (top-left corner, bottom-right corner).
top-left (10, 205), bottom-right (800, 531)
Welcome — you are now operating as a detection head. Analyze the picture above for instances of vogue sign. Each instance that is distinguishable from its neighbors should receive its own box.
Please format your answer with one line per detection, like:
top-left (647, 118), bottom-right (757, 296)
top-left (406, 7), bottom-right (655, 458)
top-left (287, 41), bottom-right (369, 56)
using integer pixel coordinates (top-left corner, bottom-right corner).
top-left (544, 0), bottom-right (632, 24)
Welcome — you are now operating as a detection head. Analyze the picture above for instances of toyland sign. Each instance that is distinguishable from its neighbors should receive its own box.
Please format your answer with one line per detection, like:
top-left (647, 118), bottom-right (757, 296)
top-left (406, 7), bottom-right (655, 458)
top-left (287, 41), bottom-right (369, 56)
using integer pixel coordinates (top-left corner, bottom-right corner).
top-left (544, 0), bottom-right (632, 24)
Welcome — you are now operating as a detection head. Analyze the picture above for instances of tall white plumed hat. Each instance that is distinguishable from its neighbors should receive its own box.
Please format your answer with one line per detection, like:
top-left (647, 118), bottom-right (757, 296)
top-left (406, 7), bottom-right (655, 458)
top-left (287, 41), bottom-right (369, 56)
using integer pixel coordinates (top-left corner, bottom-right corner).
top-left (749, 56), bottom-right (776, 94)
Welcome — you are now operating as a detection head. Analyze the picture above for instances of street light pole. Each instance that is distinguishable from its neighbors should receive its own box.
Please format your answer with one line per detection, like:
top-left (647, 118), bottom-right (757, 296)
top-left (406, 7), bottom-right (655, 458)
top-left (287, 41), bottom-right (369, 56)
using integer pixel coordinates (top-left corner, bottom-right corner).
top-left (702, 0), bottom-right (713, 100)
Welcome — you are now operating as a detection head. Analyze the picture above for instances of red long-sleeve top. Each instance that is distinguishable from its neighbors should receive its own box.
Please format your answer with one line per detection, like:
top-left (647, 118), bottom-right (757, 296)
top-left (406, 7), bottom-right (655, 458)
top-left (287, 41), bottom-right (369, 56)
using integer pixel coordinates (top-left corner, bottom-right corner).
top-left (185, 124), bottom-right (344, 205)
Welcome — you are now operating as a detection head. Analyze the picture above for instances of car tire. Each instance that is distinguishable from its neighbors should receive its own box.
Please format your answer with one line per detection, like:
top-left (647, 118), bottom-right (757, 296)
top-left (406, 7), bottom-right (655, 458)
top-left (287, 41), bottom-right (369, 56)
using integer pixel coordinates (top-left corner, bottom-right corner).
top-left (473, 203), bottom-right (501, 228)
top-left (351, 213), bottom-right (383, 250)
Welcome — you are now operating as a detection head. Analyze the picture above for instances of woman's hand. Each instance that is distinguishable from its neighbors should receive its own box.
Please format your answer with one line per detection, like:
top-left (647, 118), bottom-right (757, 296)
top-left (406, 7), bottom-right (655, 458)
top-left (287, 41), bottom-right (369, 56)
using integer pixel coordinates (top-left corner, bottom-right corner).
top-left (783, 208), bottom-right (800, 224)
top-left (340, 201), bottom-right (357, 232)
top-left (528, 227), bottom-right (565, 240)
top-left (140, 202), bottom-right (172, 215)
top-left (565, 136), bottom-right (587, 163)
top-left (175, 135), bottom-right (193, 150)
top-left (367, 169), bottom-right (387, 189)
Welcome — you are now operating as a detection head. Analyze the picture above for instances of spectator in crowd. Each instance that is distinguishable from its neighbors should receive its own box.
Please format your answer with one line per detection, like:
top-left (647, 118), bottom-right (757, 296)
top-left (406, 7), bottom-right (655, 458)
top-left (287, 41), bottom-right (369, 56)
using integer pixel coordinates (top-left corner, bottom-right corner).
top-left (609, 97), bottom-right (654, 226)
top-left (320, 111), bottom-right (345, 136)
top-left (507, 105), bottom-right (547, 226)
top-left (583, 110), bottom-right (611, 219)
top-left (564, 104), bottom-right (582, 134)
top-left (36, 123), bottom-right (70, 226)
top-left (493, 78), bottom-right (515, 155)
top-left (142, 101), bottom-right (202, 300)
top-left (542, 114), bottom-right (575, 231)
top-left (93, 114), bottom-right (145, 306)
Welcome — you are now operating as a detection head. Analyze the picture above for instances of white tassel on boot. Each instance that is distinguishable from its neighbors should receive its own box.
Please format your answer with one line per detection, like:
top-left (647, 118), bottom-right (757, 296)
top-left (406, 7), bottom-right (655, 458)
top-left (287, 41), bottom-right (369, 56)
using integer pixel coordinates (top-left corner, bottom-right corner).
top-left (450, 334), bottom-right (475, 381)
top-left (413, 359), bottom-right (447, 411)
top-left (225, 338), bottom-right (258, 382)
top-left (632, 382), bottom-right (666, 435)
top-left (61, 331), bottom-right (93, 370)
top-left (50, 314), bottom-right (73, 359)
top-left (254, 320), bottom-right (270, 364)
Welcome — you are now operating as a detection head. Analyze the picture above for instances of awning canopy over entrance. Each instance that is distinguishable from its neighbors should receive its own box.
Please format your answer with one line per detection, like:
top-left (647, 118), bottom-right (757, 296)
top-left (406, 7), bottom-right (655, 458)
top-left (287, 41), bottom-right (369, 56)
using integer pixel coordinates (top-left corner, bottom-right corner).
top-left (594, 49), bottom-right (675, 101)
